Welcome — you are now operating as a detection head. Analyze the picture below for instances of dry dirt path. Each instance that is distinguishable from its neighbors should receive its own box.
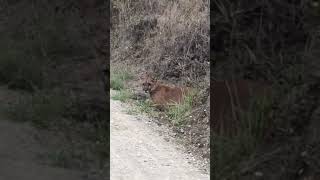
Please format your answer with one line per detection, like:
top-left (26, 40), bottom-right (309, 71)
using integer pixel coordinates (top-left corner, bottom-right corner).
top-left (110, 91), bottom-right (210, 180)
top-left (0, 86), bottom-right (85, 180)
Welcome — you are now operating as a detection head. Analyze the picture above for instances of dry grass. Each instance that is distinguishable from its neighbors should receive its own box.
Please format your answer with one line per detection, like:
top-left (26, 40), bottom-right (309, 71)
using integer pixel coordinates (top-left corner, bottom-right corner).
top-left (111, 0), bottom-right (210, 164)
top-left (211, 0), bottom-right (320, 179)
top-left (111, 0), bottom-right (209, 87)
top-left (1, 1), bottom-right (109, 176)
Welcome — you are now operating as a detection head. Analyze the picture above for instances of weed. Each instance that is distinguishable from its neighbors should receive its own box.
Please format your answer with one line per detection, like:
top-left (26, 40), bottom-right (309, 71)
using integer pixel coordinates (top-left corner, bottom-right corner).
top-left (110, 66), bottom-right (134, 101)
top-left (111, 89), bottom-right (133, 102)
top-left (110, 67), bottom-right (133, 90)
top-left (110, 75), bottom-right (124, 90)
top-left (125, 108), bottom-right (139, 115)
top-left (136, 99), bottom-right (154, 114)
top-left (132, 90), bottom-right (197, 126)
top-left (167, 90), bottom-right (196, 125)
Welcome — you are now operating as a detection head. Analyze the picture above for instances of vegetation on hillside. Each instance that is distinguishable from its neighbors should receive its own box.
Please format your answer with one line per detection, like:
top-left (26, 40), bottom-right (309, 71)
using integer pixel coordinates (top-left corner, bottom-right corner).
top-left (0, 0), bottom-right (109, 178)
top-left (111, 0), bottom-right (210, 160)
top-left (212, 0), bottom-right (320, 179)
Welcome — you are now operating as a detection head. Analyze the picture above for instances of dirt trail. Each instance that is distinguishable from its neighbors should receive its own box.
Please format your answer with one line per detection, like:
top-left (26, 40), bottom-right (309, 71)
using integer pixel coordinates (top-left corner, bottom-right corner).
top-left (110, 92), bottom-right (210, 180)
top-left (0, 87), bottom-right (85, 180)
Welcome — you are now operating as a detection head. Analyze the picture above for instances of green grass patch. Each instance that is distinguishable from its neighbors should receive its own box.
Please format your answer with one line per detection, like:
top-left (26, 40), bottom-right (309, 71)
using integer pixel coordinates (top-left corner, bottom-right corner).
top-left (110, 67), bottom-right (134, 102)
top-left (132, 90), bottom-right (197, 126)
top-left (111, 89), bottom-right (133, 102)
top-left (125, 108), bottom-right (139, 115)
top-left (167, 90), bottom-right (196, 126)
top-left (110, 67), bottom-right (133, 90)
top-left (136, 99), bottom-right (154, 114)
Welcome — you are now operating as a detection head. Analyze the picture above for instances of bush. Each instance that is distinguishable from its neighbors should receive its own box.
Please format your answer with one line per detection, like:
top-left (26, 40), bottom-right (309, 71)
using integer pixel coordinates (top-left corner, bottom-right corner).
top-left (111, 0), bottom-right (209, 86)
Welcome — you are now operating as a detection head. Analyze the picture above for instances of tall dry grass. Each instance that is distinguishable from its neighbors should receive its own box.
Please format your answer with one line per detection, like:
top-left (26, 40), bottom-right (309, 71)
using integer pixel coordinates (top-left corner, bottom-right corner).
top-left (212, 0), bottom-right (320, 179)
top-left (111, 0), bottom-right (210, 163)
top-left (111, 0), bottom-right (209, 87)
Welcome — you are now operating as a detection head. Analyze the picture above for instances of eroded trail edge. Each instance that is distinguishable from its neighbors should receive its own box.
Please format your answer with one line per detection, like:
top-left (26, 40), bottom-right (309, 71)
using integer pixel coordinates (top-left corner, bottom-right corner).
top-left (110, 96), bottom-right (209, 180)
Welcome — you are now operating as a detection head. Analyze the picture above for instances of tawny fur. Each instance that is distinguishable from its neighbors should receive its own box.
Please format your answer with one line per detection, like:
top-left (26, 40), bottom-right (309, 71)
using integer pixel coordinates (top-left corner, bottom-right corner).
top-left (213, 79), bottom-right (272, 137)
top-left (140, 72), bottom-right (190, 109)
